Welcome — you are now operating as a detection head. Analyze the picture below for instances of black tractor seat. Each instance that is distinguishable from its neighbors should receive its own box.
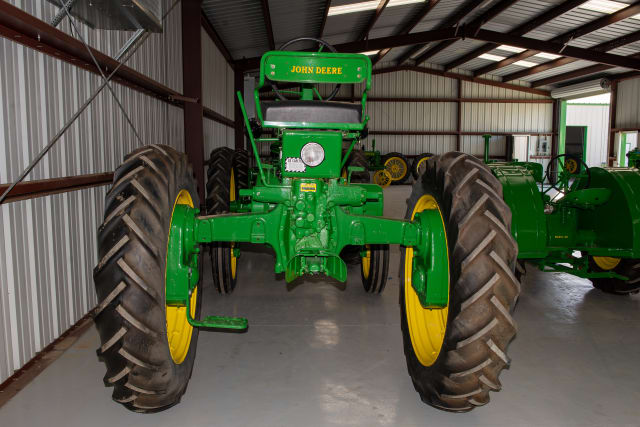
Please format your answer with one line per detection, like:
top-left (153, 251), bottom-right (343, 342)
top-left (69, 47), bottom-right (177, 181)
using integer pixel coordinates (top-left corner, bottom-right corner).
top-left (261, 100), bottom-right (362, 124)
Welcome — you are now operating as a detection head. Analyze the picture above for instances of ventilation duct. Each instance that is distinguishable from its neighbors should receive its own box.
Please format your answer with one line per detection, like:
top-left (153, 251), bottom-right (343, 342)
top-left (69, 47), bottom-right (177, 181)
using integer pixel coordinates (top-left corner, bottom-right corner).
top-left (550, 78), bottom-right (611, 100)
top-left (48, 0), bottom-right (162, 32)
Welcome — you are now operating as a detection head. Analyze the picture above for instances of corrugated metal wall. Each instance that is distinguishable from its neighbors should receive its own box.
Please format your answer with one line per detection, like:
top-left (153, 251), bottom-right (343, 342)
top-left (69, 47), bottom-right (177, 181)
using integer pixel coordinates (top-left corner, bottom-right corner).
top-left (359, 68), bottom-right (553, 157)
top-left (202, 28), bottom-right (235, 165)
top-left (0, 1), bottom-right (238, 384)
top-left (567, 104), bottom-right (610, 167)
top-left (616, 78), bottom-right (640, 129)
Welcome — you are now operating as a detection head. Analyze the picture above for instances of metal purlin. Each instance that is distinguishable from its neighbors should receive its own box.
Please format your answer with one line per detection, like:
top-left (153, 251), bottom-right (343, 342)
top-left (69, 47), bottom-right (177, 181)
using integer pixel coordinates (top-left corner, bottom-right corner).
top-left (0, 1), bottom-right (181, 205)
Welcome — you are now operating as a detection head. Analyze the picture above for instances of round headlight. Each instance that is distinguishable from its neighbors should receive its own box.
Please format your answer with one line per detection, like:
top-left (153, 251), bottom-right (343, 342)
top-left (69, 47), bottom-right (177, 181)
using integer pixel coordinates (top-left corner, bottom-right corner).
top-left (300, 142), bottom-right (325, 167)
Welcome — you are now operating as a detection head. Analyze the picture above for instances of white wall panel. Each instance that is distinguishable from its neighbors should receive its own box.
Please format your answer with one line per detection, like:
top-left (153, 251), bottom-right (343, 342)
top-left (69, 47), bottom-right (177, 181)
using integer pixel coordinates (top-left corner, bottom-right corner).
top-left (567, 104), bottom-right (610, 167)
top-left (0, 3), bottom-right (186, 383)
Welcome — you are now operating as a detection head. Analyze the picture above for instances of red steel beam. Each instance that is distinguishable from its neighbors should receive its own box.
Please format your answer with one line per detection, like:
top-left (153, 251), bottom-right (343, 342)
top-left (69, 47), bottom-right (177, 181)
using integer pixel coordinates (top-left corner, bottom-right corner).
top-left (473, 0), bottom-right (640, 76)
top-left (0, 173), bottom-right (113, 204)
top-left (203, 107), bottom-right (234, 128)
top-left (412, 0), bottom-right (521, 66)
top-left (531, 53), bottom-right (640, 87)
top-left (374, 65), bottom-right (551, 97)
top-left (443, 0), bottom-right (589, 71)
top-left (503, 29), bottom-right (640, 82)
top-left (396, 0), bottom-right (486, 66)
top-left (373, 0), bottom-right (441, 65)
top-left (370, 130), bottom-right (553, 136)
top-left (0, 2), bottom-right (182, 104)
top-left (359, 0), bottom-right (390, 41)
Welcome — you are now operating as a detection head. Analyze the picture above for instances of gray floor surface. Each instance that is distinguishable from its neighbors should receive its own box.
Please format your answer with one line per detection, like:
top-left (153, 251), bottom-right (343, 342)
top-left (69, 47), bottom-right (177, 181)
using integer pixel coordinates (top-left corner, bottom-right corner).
top-left (1, 186), bottom-right (639, 427)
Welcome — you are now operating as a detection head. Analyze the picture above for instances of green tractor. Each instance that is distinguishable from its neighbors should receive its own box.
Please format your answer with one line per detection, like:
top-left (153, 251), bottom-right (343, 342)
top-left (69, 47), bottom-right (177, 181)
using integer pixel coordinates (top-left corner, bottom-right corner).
top-left (359, 138), bottom-right (433, 187)
top-left (93, 38), bottom-right (519, 413)
top-left (488, 154), bottom-right (640, 294)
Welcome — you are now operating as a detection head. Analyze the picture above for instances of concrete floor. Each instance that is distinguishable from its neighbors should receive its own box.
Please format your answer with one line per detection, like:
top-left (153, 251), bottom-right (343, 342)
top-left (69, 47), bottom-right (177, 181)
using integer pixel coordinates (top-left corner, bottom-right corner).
top-left (2, 186), bottom-right (640, 427)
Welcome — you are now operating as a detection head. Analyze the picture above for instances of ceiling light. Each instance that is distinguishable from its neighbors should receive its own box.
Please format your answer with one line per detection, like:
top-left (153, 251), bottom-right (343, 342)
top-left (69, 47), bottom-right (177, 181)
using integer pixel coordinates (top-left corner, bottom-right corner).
top-left (498, 45), bottom-right (526, 53)
top-left (535, 52), bottom-right (562, 60)
top-left (360, 50), bottom-right (380, 55)
top-left (328, 0), bottom-right (425, 16)
top-left (514, 60), bottom-right (537, 67)
top-left (579, 0), bottom-right (640, 19)
top-left (479, 53), bottom-right (506, 61)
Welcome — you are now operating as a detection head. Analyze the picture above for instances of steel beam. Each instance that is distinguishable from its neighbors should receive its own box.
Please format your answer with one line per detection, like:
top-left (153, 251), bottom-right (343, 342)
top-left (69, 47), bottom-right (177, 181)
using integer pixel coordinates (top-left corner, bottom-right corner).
top-left (319, 0), bottom-right (331, 38)
top-left (203, 107), bottom-right (234, 128)
top-left (503, 30), bottom-right (640, 82)
top-left (411, 0), bottom-right (521, 66)
top-left (261, 0), bottom-right (275, 50)
top-left (443, 0), bottom-right (590, 71)
top-left (374, 65), bottom-right (551, 96)
top-left (0, 2), bottom-right (181, 104)
top-left (201, 12), bottom-right (234, 67)
top-left (234, 70), bottom-right (245, 151)
top-left (396, 0), bottom-right (485, 66)
top-left (473, 0), bottom-right (640, 76)
top-left (608, 81), bottom-right (618, 166)
top-left (373, 0), bottom-right (441, 64)
top-left (531, 53), bottom-right (640, 87)
top-left (182, 0), bottom-right (205, 202)
top-left (0, 173), bottom-right (113, 204)
top-left (358, 0), bottom-right (390, 41)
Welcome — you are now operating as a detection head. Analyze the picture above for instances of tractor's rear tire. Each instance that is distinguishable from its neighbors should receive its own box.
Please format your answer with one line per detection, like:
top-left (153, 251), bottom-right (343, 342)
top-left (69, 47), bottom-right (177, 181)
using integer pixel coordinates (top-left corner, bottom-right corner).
top-left (206, 147), bottom-right (241, 294)
top-left (589, 257), bottom-right (640, 295)
top-left (401, 152), bottom-right (520, 412)
top-left (360, 245), bottom-right (389, 294)
top-left (383, 152), bottom-right (410, 184)
top-left (93, 144), bottom-right (201, 413)
top-left (344, 149), bottom-right (370, 183)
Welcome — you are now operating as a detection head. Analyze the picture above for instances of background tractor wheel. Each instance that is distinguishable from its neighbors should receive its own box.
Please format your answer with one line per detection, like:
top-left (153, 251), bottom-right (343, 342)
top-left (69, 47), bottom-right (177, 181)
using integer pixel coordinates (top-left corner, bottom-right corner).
top-left (360, 245), bottom-right (389, 294)
top-left (589, 256), bottom-right (640, 295)
top-left (206, 147), bottom-right (241, 294)
top-left (373, 169), bottom-right (392, 187)
top-left (411, 153), bottom-right (434, 179)
top-left (93, 144), bottom-right (201, 413)
top-left (401, 152), bottom-right (520, 412)
top-left (343, 149), bottom-right (370, 183)
top-left (383, 152), bottom-right (410, 184)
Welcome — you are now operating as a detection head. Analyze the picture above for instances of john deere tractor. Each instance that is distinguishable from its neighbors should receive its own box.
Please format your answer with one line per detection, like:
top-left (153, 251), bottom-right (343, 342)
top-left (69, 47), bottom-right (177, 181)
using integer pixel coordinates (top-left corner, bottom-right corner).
top-left (488, 154), bottom-right (640, 294)
top-left (93, 38), bottom-right (519, 413)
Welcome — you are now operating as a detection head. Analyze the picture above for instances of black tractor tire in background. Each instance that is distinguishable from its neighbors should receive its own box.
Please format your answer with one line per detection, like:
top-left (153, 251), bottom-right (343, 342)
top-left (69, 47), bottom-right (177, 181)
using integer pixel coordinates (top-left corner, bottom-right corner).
top-left (401, 152), bottom-right (520, 411)
top-left (360, 244), bottom-right (390, 294)
top-left (411, 153), bottom-right (434, 179)
top-left (344, 148), bottom-right (370, 183)
top-left (383, 152), bottom-right (410, 184)
top-left (93, 144), bottom-right (201, 413)
top-left (589, 257), bottom-right (640, 295)
top-left (233, 149), bottom-right (250, 190)
top-left (206, 147), bottom-right (240, 294)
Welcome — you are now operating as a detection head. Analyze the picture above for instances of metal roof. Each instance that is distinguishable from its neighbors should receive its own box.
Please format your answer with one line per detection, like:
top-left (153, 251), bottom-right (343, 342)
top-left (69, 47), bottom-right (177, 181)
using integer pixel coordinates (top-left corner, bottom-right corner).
top-left (202, 0), bottom-right (640, 88)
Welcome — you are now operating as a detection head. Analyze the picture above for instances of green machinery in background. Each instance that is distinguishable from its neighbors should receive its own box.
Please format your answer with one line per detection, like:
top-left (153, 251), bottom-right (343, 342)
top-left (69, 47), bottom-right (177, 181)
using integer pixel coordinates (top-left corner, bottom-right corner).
top-left (92, 38), bottom-right (520, 413)
top-left (359, 138), bottom-right (433, 187)
top-left (489, 153), bottom-right (640, 294)
top-left (626, 147), bottom-right (640, 168)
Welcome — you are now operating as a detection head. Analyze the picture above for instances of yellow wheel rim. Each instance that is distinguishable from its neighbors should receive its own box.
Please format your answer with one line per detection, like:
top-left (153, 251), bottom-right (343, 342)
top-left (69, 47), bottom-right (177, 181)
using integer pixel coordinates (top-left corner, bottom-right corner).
top-left (593, 256), bottom-right (621, 271)
top-left (166, 190), bottom-right (197, 365)
top-left (230, 169), bottom-right (237, 279)
top-left (373, 170), bottom-right (392, 187)
top-left (384, 157), bottom-right (407, 181)
top-left (565, 158), bottom-right (578, 174)
top-left (415, 156), bottom-right (430, 176)
top-left (405, 194), bottom-right (449, 367)
top-left (361, 245), bottom-right (371, 279)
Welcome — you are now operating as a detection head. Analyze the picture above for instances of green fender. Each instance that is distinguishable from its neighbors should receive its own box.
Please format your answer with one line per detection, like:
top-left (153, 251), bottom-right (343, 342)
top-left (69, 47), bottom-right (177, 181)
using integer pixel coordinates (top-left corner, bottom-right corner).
top-left (489, 164), bottom-right (549, 259)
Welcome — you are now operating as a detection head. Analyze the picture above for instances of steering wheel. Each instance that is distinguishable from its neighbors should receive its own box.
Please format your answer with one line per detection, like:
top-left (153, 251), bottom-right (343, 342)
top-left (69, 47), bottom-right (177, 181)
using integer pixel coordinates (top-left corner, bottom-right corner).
top-left (544, 154), bottom-right (590, 195)
top-left (271, 37), bottom-right (341, 102)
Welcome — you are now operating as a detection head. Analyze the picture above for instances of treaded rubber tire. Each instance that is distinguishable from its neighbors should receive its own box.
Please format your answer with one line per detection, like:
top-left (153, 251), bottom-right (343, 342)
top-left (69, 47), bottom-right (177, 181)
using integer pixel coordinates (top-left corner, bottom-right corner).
top-left (206, 147), bottom-right (237, 294)
top-left (93, 144), bottom-right (201, 413)
top-left (400, 151), bottom-right (520, 412)
top-left (345, 149), bottom-right (370, 183)
top-left (411, 153), bottom-right (434, 180)
top-left (589, 257), bottom-right (640, 295)
top-left (233, 149), bottom-right (250, 190)
top-left (383, 152), bottom-right (410, 184)
top-left (361, 244), bottom-right (390, 294)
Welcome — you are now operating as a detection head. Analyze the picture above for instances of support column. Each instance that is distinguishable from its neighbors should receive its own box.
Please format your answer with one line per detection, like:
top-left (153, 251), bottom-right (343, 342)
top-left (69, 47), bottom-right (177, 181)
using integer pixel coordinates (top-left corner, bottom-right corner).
top-left (456, 79), bottom-right (462, 151)
top-left (234, 69), bottom-right (245, 151)
top-left (182, 0), bottom-right (204, 202)
top-left (607, 80), bottom-right (618, 166)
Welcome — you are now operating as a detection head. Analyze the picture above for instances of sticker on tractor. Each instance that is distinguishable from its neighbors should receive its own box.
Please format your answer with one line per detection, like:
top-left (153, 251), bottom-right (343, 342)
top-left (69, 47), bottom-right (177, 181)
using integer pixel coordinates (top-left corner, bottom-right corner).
top-left (300, 183), bottom-right (317, 192)
top-left (285, 157), bottom-right (306, 172)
